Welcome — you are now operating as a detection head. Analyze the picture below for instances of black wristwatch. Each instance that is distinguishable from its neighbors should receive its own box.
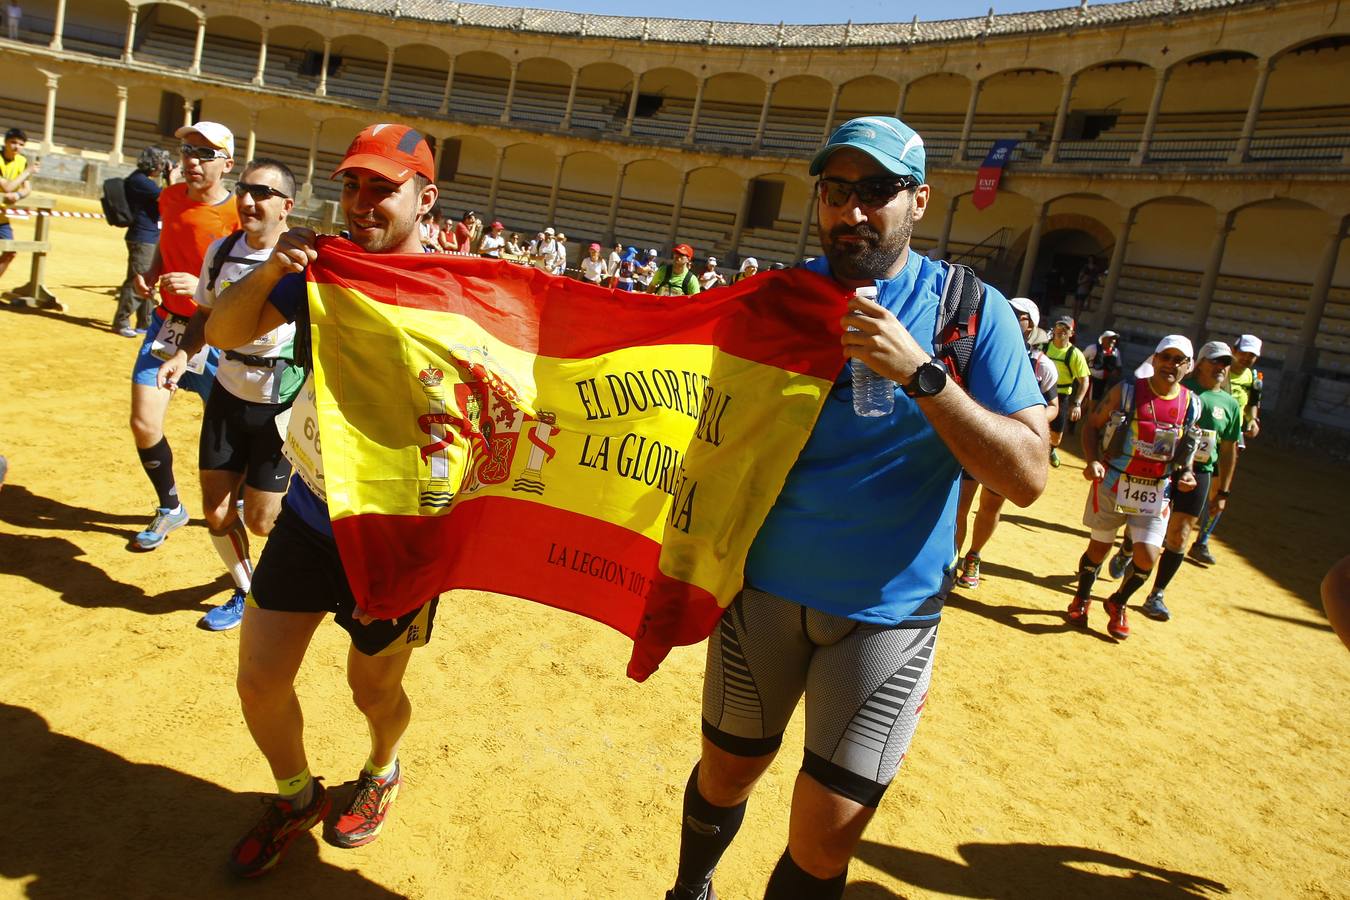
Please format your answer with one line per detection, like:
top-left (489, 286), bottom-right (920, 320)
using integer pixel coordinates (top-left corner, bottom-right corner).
top-left (904, 359), bottom-right (948, 398)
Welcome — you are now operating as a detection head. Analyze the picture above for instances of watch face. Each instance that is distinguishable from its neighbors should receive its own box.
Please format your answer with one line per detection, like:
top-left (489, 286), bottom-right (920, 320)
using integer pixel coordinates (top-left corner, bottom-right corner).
top-left (918, 361), bottom-right (947, 395)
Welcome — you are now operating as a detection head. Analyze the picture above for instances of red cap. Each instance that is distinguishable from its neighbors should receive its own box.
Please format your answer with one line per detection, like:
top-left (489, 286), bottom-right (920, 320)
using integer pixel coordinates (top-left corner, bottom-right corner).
top-left (332, 124), bottom-right (435, 184)
top-left (672, 243), bottom-right (694, 259)
top-left (491, 221), bottom-right (504, 230)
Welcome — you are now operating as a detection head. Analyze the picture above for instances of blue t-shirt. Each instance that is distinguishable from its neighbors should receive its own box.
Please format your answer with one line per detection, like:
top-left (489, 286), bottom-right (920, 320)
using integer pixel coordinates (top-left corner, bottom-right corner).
top-left (269, 272), bottom-right (332, 535)
top-left (124, 170), bottom-right (162, 244)
top-left (743, 250), bottom-right (1045, 625)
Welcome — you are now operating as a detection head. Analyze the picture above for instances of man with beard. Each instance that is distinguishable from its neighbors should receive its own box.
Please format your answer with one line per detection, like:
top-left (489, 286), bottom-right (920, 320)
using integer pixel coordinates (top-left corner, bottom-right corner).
top-left (663, 117), bottom-right (1048, 900)
top-left (206, 124), bottom-right (440, 876)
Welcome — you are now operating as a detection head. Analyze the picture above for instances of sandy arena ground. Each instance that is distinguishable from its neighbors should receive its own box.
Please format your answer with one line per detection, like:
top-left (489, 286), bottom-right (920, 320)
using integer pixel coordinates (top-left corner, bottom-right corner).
top-left (1, 197), bottom-right (1347, 899)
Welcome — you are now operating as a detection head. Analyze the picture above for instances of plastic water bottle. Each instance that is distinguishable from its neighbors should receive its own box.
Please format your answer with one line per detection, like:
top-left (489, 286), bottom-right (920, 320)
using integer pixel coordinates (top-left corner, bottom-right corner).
top-left (849, 286), bottom-right (894, 417)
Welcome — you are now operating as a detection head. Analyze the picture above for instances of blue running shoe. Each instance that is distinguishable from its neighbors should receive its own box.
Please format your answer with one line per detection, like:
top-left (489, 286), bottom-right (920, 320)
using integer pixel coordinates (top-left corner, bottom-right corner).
top-left (1107, 551), bottom-right (1128, 581)
top-left (133, 505), bottom-right (189, 550)
top-left (200, 588), bottom-right (246, 631)
top-left (1142, 591), bottom-right (1171, 622)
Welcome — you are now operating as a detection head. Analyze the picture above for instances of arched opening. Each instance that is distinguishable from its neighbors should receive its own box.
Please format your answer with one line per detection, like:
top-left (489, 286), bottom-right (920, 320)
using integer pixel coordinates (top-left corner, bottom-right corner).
top-left (1151, 50), bottom-right (1260, 162)
top-left (970, 67), bottom-right (1059, 162)
top-left (263, 24), bottom-right (325, 93)
top-left (387, 43), bottom-right (450, 114)
top-left (492, 143), bottom-right (560, 235)
top-left (323, 34), bottom-right (390, 106)
top-left (509, 57), bottom-right (573, 128)
top-left (132, 2), bottom-right (200, 70)
top-left (1256, 35), bottom-right (1350, 163)
top-left (762, 74), bottom-right (830, 152)
top-left (629, 67), bottom-right (698, 142)
top-left (248, 106), bottom-right (321, 196)
top-left (554, 150), bottom-right (619, 243)
top-left (902, 72), bottom-right (973, 163)
top-left (197, 94), bottom-right (253, 160)
top-left (734, 172), bottom-right (812, 267)
top-left (835, 75), bottom-right (902, 130)
top-left (450, 51), bottom-right (511, 122)
top-left (615, 158), bottom-right (680, 249)
top-left (572, 62), bottom-right (632, 133)
top-left (1055, 60), bottom-right (1156, 164)
top-left (200, 15), bottom-right (262, 82)
top-left (435, 135), bottom-right (498, 219)
top-left (0, 59), bottom-right (54, 147)
top-left (680, 166), bottom-right (743, 260)
top-left (43, 0), bottom-right (123, 57)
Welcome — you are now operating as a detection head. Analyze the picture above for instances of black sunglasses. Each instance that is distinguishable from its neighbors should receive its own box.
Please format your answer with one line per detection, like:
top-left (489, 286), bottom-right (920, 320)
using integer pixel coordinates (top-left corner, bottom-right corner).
top-left (235, 181), bottom-right (290, 201)
top-left (816, 176), bottom-right (919, 208)
top-left (181, 143), bottom-right (230, 161)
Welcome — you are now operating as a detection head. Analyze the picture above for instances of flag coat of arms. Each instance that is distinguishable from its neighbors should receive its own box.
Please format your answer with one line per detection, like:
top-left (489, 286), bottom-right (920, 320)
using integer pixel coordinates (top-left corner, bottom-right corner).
top-left (305, 238), bottom-right (850, 679)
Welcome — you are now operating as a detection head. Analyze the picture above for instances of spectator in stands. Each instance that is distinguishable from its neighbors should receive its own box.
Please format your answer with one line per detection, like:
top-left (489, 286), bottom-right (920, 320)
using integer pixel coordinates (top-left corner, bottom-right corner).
top-left (554, 232), bottom-right (569, 274)
top-left (479, 220), bottom-right (505, 258)
top-left (607, 241), bottom-right (623, 282)
top-left (438, 212), bottom-right (460, 253)
top-left (1084, 330), bottom-right (1123, 404)
top-left (454, 210), bottom-right (479, 253)
top-left (699, 256), bottom-right (726, 291)
top-left (734, 256), bottom-right (759, 283)
top-left (0, 126), bottom-right (41, 286)
top-left (615, 246), bottom-right (638, 292)
top-left (507, 232), bottom-right (525, 256)
top-left (580, 242), bottom-right (609, 284)
top-left (5, 3), bottom-right (19, 41)
top-left (113, 146), bottom-right (175, 337)
top-left (532, 227), bottom-right (559, 271)
top-left (769, 262), bottom-right (786, 271)
top-left (636, 248), bottom-right (659, 291)
top-left (419, 208), bottom-right (442, 251)
top-left (649, 243), bottom-right (701, 296)
top-left (1074, 257), bottom-right (1100, 319)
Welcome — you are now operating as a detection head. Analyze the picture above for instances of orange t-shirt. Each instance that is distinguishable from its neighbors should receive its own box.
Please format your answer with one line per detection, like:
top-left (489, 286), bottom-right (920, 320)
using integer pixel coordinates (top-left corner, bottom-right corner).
top-left (157, 183), bottom-right (240, 318)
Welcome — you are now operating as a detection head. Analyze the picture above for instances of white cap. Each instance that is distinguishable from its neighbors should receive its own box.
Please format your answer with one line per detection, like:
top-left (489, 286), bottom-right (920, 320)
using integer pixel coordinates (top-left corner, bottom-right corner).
top-left (174, 121), bottom-right (235, 158)
top-left (740, 257), bottom-right (759, 271)
top-left (1008, 296), bottom-right (1039, 329)
top-left (647, 248), bottom-right (658, 256)
top-left (544, 227), bottom-right (555, 235)
top-left (707, 256), bottom-right (718, 265)
top-left (1198, 340), bottom-right (1234, 361)
top-left (1099, 330), bottom-right (1119, 341)
top-left (1154, 334), bottom-right (1194, 359)
top-left (1135, 360), bottom-right (1155, 379)
top-left (1234, 334), bottom-right (1262, 355)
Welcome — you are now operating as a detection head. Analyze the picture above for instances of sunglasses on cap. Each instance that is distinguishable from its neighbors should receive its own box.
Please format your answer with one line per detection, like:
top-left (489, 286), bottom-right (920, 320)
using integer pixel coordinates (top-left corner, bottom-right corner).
top-left (235, 181), bottom-right (290, 201)
top-left (816, 175), bottom-right (920, 209)
top-left (181, 143), bottom-right (231, 161)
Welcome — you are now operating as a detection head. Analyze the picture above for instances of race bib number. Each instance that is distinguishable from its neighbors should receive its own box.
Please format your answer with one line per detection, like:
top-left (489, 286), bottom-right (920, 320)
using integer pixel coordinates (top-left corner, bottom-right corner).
top-left (150, 315), bottom-right (209, 373)
top-left (1115, 474), bottom-right (1166, 517)
top-left (1137, 424), bottom-right (1180, 462)
top-left (280, 374), bottom-right (326, 501)
top-left (1194, 428), bottom-right (1217, 465)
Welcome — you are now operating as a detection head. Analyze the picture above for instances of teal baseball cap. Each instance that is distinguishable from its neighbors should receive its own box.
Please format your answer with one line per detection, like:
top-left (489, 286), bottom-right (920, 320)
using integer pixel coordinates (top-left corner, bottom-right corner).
top-left (809, 116), bottom-right (926, 183)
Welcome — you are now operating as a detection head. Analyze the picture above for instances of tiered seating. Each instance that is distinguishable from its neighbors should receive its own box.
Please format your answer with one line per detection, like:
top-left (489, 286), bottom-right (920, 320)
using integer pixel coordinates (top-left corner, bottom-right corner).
top-left (6, 98), bottom-right (161, 158)
top-left (134, 24), bottom-right (196, 70)
top-left (1103, 263), bottom-right (1200, 338)
top-left (735, 223), bottom-right (803, 267)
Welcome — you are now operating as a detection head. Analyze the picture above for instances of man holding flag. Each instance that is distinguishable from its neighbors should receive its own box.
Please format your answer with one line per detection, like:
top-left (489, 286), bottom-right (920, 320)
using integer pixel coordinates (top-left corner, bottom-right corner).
top-left (664, 117), bottom-right (1049, 900)
top-left (206, 124), bottom-right (440, 876)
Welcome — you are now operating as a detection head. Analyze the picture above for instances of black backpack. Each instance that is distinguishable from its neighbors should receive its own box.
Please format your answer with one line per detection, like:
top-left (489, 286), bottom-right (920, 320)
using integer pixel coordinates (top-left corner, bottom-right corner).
top-left (932, 262), bottom-right (985, 389)
top-left (101, 176), bottom-right (134, 228)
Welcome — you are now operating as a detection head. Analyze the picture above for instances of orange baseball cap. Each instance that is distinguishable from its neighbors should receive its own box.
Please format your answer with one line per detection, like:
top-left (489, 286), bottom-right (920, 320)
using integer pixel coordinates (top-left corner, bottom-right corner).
top-left (672, 243), bottom-right (694, 259)
top-left (333, 124), bottom-right (436, 184)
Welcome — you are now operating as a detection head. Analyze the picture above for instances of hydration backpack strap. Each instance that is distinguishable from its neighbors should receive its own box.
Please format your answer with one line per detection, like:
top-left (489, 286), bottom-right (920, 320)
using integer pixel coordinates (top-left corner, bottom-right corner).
top-left (932, 262), bottom-right (985, 388)
top-left (206, 230), bottom-right (249, 294)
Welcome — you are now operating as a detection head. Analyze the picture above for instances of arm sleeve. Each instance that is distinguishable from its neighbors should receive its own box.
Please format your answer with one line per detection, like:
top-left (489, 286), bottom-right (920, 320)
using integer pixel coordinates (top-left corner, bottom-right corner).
top-left (267, 272), bottom-right (306, 323)
top-left (965, 283), bottom-right (1048, 416)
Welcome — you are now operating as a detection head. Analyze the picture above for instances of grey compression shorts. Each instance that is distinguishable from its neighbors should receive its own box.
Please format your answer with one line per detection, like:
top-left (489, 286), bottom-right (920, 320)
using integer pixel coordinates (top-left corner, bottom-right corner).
top-left (702, 586), bottom-right (938, 807)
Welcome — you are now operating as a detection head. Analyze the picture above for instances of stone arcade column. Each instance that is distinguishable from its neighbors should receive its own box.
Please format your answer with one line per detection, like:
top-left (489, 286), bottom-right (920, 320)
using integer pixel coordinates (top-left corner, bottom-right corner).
top-left (954, 79), bottom-right (982, 162)
top-left (819, 85), bottom-right (841, 141)
top-left (622, 76), bottom-right (640, 136)
top-left (793, 188), bottom-right (815, 262)
top-left (751, 82), bottom-right (773, 148)
top-left (666, 170), bottom-right (689, 247)
top-left (1190, 210), bottom-right (1237, 339)
top-left (605, 163), bottom-right (627, 243)
top-left (316, 39), bottom-right (331, 97)
top-left (1092, 206), bottom-right (1138, 334)
top-left (1131, 67), bottom-right (1170, 166)
top-left (300, 120), bottom-right (321, 202)
top-left (253, 30), bottom-right (269, 86)
top-left (545, 156), bottom-right (564, 224)
top-left (189, 15), bottom-right (206, 76)
top-left (1044, 73), bottom-right (1077, 165)
top-left (500, 61), bottom-right (519, 124)
top-left (111, 85), bottom-right (129, 162)
top-left (686, 78), bottom-right (707, 145)
top-left (122, 5), bottom-right (138, 64)
top-left (1276, 216), bottom-right (1348, 421)
top-left (379, 47), bottom-right (395, 107)
top-left (181, 95), bottom-right (194, 128)
top-left (485, 146), bottom-right (506, 221)
top-left (40, 72), bottom-right (58, 149)
top-left (1015, 201), bottom-right (1049, 297)
top-left (560, 68), bottom-right (580, 131)
top-left (934, 194), bottom-right (960, 260)
top-left (438, 57), bottom-right (455, 116)
top-left (1231, 57), bottom-right (1273, 164)
top-left (49, 0), bottom-right (67, 51)
top-left (244, 110), bottom-right (259, 163)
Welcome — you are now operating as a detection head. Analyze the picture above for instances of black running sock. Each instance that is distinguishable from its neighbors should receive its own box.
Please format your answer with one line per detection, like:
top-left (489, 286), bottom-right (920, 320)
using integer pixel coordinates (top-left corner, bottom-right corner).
top-left (1153, 549), bottom-right (1186, 593)
top-left (1075, 552), bottom-right (1101, 599)
top-left (137, 438), bottom-right (178, 509)
top-left (1112, 566), bottom-right (1152, 605)
top-left (1120, 534), bottom-right (1134, 557)
top-left (764, 847), bottom-right (848, 900)
top-left (673, 764), bottom-right (746, 898)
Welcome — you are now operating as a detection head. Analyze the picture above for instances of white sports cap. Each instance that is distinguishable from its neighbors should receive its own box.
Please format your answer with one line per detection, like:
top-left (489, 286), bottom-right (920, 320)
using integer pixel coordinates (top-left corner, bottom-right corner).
top-left (174, 121), bottom-right (235, 158)
top-left (1234, 334), bottom-right (1263, 355)
top-left (1154, 334), bottom-right (1194, 359)
top-left (1008, 296), bottom-right (1039, 329)
top-left (1197, 340), bottom-right (1234, 361)
top-left (543, 227), bottom-right (555, 235)
top-left (1099, 330), bottom-right (1119, 340)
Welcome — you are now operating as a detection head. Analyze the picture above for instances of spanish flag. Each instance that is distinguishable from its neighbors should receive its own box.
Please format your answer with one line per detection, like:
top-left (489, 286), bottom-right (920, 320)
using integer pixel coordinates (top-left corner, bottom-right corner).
top-left (307, 237), bottom-right (849, 680)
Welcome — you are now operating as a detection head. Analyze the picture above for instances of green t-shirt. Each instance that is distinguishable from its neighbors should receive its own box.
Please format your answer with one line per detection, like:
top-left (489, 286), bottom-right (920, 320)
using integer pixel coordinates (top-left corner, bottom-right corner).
top-left (1045, 342), bottom-right (1089, 395)
top-left (1183, 377), bottom-right (1243, 474)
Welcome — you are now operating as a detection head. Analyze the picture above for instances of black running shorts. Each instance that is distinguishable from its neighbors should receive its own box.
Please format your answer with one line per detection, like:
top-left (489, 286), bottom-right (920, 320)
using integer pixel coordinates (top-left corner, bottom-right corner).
top-left (1169, 470), bottom-right (1212, 519)
top-left (248, 505), bottom-right (438, 656)
top-left (199, 384), bottom-right (292, 492)
top-left (702, 586), bottom-right (937, 807)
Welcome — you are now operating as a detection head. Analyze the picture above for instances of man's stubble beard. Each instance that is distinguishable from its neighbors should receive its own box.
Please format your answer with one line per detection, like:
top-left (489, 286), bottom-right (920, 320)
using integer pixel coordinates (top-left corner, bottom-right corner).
top-left (819, 196), bottom-right (915, 282)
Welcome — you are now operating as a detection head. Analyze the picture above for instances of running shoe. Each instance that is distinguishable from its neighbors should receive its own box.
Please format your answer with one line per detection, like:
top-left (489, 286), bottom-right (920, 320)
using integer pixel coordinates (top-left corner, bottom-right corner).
top-left (1104, 599), bottom-right (1130, 639)
top-left (115, 326), bottom-right (138, 338)
top-left (1106, 551), bottom-right (1128, 581)
top-left (229, 780), bottom-right (330, 878)
top-left (200, 588), bottom-right (246, 631)
top-left (326, 762), bottom-right (401, 849)
top-left (1066, 595), bottom-right (1090, 626)
top-left (1142, 592), bottom-right (1171, 622)
top-left (1049, 448), bottom-right (1061, 468)
top-left (957, 552), bottom-right (981, 589)
top-left (132, 505), bottom-right (189, 551)
top-left (666, 884), bottom-right (717, 900)
top-left (1189, 542), bottom-right (1216, 565)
